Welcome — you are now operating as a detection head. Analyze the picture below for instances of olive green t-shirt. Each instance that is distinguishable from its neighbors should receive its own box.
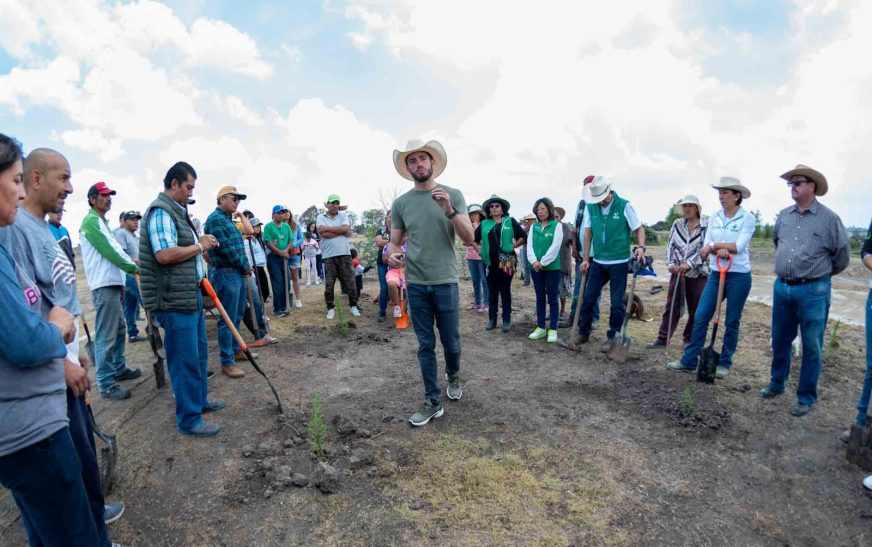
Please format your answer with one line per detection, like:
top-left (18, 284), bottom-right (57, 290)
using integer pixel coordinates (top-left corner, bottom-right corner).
top-left (391, 183), bottom-right (467, 285)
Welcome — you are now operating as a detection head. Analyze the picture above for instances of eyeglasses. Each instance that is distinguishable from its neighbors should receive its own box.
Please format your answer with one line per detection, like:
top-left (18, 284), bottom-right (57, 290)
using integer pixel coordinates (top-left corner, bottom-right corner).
top-left (229, 195), bottom-right (240, 202)
top-left (786, 179), bottom-right (811, 187)
top-left (488, 204), bottom-right (502, 208)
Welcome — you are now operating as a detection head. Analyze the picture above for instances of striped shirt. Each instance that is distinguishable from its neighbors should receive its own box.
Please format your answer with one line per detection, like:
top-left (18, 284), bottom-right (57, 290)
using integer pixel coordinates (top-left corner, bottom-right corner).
top-left (665, 217), bottom-right (709, 278)
top-left (147, 206), bottom-right (205, 280)
top-left (773, 199), bottom-right (849, 280)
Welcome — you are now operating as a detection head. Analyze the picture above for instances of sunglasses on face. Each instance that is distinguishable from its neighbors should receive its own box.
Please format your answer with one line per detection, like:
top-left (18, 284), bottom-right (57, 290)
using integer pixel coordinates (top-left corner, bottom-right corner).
top-left (786, 179), bottom-right (811, 188)
top-left (488, 204), bottom-right (501, 208)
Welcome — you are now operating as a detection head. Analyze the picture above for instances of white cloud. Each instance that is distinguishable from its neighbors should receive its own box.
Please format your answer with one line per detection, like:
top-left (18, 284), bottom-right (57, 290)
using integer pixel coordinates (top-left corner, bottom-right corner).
top-left (281, 43), bottom-right (304, 62)
top-left (225, 96), bottom-right (265, 127)
top-left (55, 129), bottom-right (126, 162)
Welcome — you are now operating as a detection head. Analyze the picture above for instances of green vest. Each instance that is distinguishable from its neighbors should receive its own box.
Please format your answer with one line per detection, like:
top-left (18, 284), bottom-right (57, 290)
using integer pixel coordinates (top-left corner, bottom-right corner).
top-left (480, 217), bottom-right (514, 266)
top-left (531, 220), bottom-right (561, 271)
top-left (139, 193), bottom-right (201, 313)
top-left (587, 192), bottom-right (631, 262)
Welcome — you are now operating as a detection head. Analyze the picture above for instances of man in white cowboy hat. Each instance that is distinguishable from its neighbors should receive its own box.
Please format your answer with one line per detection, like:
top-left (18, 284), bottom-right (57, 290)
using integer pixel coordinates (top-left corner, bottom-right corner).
top-left (759, 164), bottom-right (849, 417)
top-left (574, 176), bottom-right (646, 349)
top-left (388, 139), bottom-right (474, 427)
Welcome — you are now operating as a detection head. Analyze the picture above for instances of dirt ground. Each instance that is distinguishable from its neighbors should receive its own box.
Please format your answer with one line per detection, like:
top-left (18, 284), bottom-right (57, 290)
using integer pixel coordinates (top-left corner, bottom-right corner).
top-left (2, 248), bottom-right (872, 546)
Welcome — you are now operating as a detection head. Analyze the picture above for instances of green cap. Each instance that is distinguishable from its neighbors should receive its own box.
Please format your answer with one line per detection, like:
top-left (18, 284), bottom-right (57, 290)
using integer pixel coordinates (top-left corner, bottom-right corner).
top-left (326, 194), bottom-right (341, 203)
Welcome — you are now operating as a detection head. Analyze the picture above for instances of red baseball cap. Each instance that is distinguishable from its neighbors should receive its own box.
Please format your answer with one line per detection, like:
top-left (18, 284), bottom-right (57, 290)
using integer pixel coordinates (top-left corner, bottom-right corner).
top-left (87, 181), bottom-right (116, 199)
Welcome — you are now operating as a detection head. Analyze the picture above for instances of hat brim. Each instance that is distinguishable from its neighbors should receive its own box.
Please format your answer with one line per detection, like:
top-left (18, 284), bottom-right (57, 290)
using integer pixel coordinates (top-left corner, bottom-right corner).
top-left (780, 167), bottom-right (828, 196)
top-left (583, 182), bottom-right (612, 204)
top-left (393, 141), bottom-right (447, 181)
top-left (710, 183), bottom-right (751, 199)
top-left (673, 202), bottom-right (701, 218)
top-left (324, 203), bottom-right (348, 211)
top-left (482, 197), bottom-right (510, 217)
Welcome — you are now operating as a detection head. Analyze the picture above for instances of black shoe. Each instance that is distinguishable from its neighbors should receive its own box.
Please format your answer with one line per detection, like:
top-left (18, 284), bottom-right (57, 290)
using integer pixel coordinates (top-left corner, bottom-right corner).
top-left (646, 340), bottom-right (666, 349)
top-left (101, 385), bottom-right (131, 400)
top-left (758, 386), bottom-right (784, 399)
top-left (128, 334), bottom-right (147, 343)
top-left (377, 314), bottom-right (386, 323)
top-left (486, 319), bottom-right (496, 331)
top-left (207, 370), bottom-right (215, 380)
top-left (114, 368), bottom-right (142, 381)
top-left (501, 320), bottom-right (512, 333)
top-left (790, 403), bottom-right (812, 417)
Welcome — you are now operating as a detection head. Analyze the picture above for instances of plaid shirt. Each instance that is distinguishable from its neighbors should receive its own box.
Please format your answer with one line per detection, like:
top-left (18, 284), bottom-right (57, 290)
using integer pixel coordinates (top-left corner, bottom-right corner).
top-left (147, 205), bottom-right (205, 280)
top-left (204, 208), bottom-right (250, 273)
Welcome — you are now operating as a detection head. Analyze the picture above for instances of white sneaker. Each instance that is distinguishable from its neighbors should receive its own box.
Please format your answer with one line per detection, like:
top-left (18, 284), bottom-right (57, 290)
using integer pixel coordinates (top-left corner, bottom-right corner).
top-left (326, 309), bottom-right (335, 320)
top-left (305, 282), bottom-right (311, 286)
top-left (393, 305), bottom-right (403, 318)
top-left (295, 299), bottom-right (303, 308)
top-left (351, 306), bottom-right (361, 317)
top-left (315, 280), bottom-right (321, 285)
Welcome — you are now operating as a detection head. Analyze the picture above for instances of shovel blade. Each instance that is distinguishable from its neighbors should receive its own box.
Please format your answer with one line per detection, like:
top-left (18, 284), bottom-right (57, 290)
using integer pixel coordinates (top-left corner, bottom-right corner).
top-left (846, 423), bottom-right (872, 471)
top-left (608, 337), bottom-right (631, 362)
top-left (697, 347), bottom-right (719, 383)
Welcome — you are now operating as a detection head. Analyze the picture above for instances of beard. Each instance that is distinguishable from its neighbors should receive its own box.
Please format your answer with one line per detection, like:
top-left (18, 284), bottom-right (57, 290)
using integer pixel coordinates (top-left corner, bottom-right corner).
top-left (411, 166), bottom-right (432, 183)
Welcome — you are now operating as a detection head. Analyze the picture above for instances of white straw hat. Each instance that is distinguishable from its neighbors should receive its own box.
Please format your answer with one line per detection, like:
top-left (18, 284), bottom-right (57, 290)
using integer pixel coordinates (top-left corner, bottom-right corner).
top-left (392, 139), bottom-right (447, 181)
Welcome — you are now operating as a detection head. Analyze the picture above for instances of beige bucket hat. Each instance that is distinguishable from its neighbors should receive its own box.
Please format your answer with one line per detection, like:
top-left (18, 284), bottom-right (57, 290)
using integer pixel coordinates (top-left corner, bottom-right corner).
top-left (780, 164), bottom-right (828, 196)
top-left (710, 176), bottom-right (751, 199)
top-left (393, 139), bottom-right (447, 181)
top-left (673, 194), bottom-right (702, 217)
top-left (582, 176), bottom-right (613, 204)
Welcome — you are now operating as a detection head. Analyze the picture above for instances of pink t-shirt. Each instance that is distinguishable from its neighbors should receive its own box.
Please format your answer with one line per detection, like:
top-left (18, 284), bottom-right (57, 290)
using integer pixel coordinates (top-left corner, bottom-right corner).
top-left (465, 223), bottom-right (482, 260)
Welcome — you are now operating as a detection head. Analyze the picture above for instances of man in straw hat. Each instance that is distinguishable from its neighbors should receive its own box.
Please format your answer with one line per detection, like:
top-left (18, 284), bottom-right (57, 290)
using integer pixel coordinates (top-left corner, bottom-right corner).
top-left (759, 165), bottom-right (849, 417)
top-left (388, 139), bottom-right (473, 426)
top-left (317, 194), bottom-right (360, 319)
top-left (574, 176), bottom-right (646, 350)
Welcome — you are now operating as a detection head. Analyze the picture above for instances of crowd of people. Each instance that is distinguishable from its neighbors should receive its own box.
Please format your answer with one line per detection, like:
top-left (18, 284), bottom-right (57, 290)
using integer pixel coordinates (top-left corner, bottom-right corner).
top-left (1, 129), bottom-right (871, 544)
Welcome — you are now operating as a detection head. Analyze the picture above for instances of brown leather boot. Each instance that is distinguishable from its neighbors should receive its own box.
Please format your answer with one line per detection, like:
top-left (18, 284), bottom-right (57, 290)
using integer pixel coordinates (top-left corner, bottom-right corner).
top-left (222, 365), bottom-right (246, 379)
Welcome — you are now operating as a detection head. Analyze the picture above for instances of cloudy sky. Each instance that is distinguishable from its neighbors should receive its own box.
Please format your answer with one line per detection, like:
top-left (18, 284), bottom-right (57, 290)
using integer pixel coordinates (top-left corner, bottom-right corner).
top-left (1, 0), bottom-right (870, 242)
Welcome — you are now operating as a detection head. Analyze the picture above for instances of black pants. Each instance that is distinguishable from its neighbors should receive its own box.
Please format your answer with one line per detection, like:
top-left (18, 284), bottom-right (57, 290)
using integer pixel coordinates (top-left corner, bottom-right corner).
top-left (255, 266), bottom-right (270, 303)
top-left (67, 389), bottom-right (111, 547)
top-left (487, 264), bottom-right (513, 322)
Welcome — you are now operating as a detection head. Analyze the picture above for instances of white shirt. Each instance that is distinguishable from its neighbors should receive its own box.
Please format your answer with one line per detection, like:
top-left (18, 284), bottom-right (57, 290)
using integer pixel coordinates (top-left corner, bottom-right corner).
top-left (704, 207), bottom-right (756, 274)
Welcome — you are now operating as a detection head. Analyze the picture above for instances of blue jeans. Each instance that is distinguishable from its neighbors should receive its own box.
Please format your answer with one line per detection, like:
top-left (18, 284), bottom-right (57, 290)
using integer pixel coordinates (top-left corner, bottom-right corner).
top-left (767, 277), bottom-right (831, 405)
top-left (532, 269), bottom-right (561, 330)
top-left (153, 294), bottom-right (210, 431)
top-left (856, 290), bottom-right (872, 425)
top-left (578, 260), bottom-right (628, 340)
top-left (123, 273), bottom-right (141, 337)
top-left (266, 254), bottom-right (288, 314)
top-left (680, 271), bottom-right (752, 369)
top-left (210, 268), bottom-right (246, 367)
top-left (0, 427), bottom-right (100, 547)
top-left (67, 391), bottom-right (110, 547)
top-left (467, 259), bottom-right (489, 305)
top-left (377, 262), bottom-right (389, 316)
top-left (408, 283), bottom-right (461, 404)
top-left (92, 286), bottom-right (129, 392)
top-left (570, 260), bottom-right (600, 321)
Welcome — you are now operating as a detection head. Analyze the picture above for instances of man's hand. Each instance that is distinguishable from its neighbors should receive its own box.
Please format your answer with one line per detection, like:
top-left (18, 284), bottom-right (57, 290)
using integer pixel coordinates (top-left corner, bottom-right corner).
top-left (48, 306), bottom-right (75, 344)
top-left (199, 234), bottom-right (219, 251)
top-left (388, 252), bottom-right (405, 269)
top-left (633, 246), bottom-right (645, 263)
top-left (430, 187), bottom-right (453, 213)
top-left (64, 359), bottom-right (90, 397)
top-left (580, 259), bottom-right (590, 273)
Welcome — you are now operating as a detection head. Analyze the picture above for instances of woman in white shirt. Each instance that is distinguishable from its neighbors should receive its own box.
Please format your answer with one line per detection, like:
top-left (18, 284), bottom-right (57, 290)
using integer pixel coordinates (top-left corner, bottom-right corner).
top-left (667, 178), bottom-right (756, 379)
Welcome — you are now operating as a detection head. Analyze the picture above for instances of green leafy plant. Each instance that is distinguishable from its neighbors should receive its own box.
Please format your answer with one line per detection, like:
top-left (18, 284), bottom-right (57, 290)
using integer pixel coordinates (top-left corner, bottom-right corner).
top-left (824, 320), bottom-right (841, 361)
top-left (681, 387), bottom-right (695, 415)
top-left (335, 301), bottom-right (348, 336)
top-left (307, 393), bottom-right (327, 456)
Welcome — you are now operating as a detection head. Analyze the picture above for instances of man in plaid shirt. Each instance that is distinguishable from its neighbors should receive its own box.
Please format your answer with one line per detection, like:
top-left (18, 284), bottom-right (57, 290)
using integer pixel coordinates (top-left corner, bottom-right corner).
top-left (204, 185), bottom-right (254, 379)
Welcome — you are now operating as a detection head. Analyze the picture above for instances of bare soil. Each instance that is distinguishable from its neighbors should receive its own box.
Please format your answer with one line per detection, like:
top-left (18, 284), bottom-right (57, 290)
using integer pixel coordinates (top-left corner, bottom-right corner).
top-left (2, 251), bottom-right (871, 546)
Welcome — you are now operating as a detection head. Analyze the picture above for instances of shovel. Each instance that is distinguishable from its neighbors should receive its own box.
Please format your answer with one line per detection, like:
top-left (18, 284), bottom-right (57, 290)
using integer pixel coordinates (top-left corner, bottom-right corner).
top-left (395, 282), bottom-right (409, 330)
top-left (608, 256), bottom-right (650, 362)
top-left (558, 270), bottom-right (588, 351)
top-left (134, 275), bottom-right (167, 389)
top-left (81, 316), bottom-right (96, 365)
top-left (697, 255), bottom-right (732, 384)
top-left (86, 396), bottom-right (117, 496)
top-left (247, 239), bottom-right (273, 338)
top-left (664, 270), bottom-right (686, 357)
top-left (283, 256), bottom-right (293, 314)
top-left (846, 415), bottom-right (872, 471)
top-left (201, 278), bottom-right (284, 413)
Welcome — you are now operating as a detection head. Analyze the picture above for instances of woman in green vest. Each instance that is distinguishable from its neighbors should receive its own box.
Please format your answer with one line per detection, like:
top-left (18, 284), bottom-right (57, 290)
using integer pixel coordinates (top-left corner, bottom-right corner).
top-left (474, 195), bottom-right (526, 332)
top-left (526, 198), bottom-right (564, 343)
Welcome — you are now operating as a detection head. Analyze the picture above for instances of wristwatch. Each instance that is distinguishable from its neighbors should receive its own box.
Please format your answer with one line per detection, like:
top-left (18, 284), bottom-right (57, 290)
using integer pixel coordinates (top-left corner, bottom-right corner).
top-left (445, 207), bottom-right (459, 219)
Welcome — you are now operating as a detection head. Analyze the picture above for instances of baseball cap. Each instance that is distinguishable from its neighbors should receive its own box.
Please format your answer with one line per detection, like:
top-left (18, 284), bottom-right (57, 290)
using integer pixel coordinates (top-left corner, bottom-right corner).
top-left (87, 181), bottom-right (116, 198)
top-left (583, 175), bottom-right (596, 185)
top-left (250, 217), bottom-right (263, 227)
top-left (272, 205), bottom-right (288, 215)
top-left (326, 194), bottom-right (341, 203)
top-left (120, 210), bottom-right (142, 221)
top-left (216, 185), bottom-right (247, 200)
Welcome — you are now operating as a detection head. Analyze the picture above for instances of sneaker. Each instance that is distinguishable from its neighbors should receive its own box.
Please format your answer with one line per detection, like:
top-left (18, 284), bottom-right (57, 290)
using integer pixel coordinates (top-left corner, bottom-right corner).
top-left (408, 400), bottom-right (444, 427)
top-left (104, 502), bottom-right (125, 524)
top-left (277, 310), bottom-right (289, 317)
top-left (295, 299), bottom-right (303, 309)
top-left (546, 329), bottom-right (558, 343)
top-left (572, 333), bottom-right (589, 345)
top-left (790, 403), bottom-right (812, 417)
top-left (128, 334), bottom-right (147, 343)
top-left (528, 327), bottom-right (547, 340)
top-left (446, 375), bottom-right (462, 400)
top-left (468, 302), bottom-right (479, 310)
top-left (478, 304), bottom-right (489, 313)
top-left (179, 421), bottom-right (220, 437)
top-left (501, 320), bottom-right (511, 333)
top-left (646, 340), bottom-right (666, 349)
top-left (101, 385), bottom-right (130, 400)
top-left (758, 386), bottom-right (784, 399)
top-left (840, 429), bottom-right (851, 444)
top-left (222, 365), bottom-right (246, 379)
top-left (305, 282), bottom-right (311, 286)
top-left (203, 399), bottom-right (226, 413)
top-left (326, 309), bottom-right (335, 320)
top-left (666, 360), bottom-right (695, 372)
top-left (234, 351), bottom-right (258, 361)
top-left (114, 368), bottom-right (142, 381)
top-left (715, 366), bottom-right (730, 379)
top-left (351, 306), bottom-right (361, 317)
top-left (251, 334), bottom-right (278, 347)
top-left (206, 370), bottom-right (215, 380)
top-left (315, 280), bottom-right (321, 285)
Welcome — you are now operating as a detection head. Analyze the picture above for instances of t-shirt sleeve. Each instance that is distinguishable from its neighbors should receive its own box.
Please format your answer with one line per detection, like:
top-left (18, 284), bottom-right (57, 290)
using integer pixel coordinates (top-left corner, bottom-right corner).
top-left (451, 188), bottom-right (467, 216)
top-left (262, 223), bottom-right (277, 243)
top-left (390, 203), bottom-right (404, 231)
top-left (624, 202), bottom-right (642, 231)
top-left (582, 214), bottom-right (591, 230)
top-left (511, 218), bottom-right (526, 239)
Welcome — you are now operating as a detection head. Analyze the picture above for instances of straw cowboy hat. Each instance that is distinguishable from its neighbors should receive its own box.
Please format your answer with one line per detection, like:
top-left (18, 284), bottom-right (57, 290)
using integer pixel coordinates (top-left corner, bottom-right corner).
top-left (522, 213), bottom-right (536, 221)
top-left (710, 176), bottom-right (751, 199)
top-left (780, 164), bottom-right (828, 196)
top-left (393, 139), bottom-right (447, 181)
top-left (482, 194), bottom-right (511, 217)
top-left (467, 204), bottom-right (485, 218)
top-left (673, 194), bottom-right (702, 217)
top-left (582, 176), bottom-right (613, 205)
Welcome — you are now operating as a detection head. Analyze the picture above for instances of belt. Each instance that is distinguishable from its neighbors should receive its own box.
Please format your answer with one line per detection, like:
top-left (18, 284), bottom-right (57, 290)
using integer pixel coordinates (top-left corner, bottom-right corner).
top-left (780, 276), bottom-right (825, 286)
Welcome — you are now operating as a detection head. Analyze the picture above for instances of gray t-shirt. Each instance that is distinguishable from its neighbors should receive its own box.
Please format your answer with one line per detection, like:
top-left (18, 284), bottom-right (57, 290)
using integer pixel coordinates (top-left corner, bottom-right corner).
top-left (0, 208), bottom-right (81, 317)
top-left (316, 211), bottom-right (351, 259)
top-left (113, 227), bottom-right (140, 261)
top-left (391, 183), bottom-right (467, 285)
